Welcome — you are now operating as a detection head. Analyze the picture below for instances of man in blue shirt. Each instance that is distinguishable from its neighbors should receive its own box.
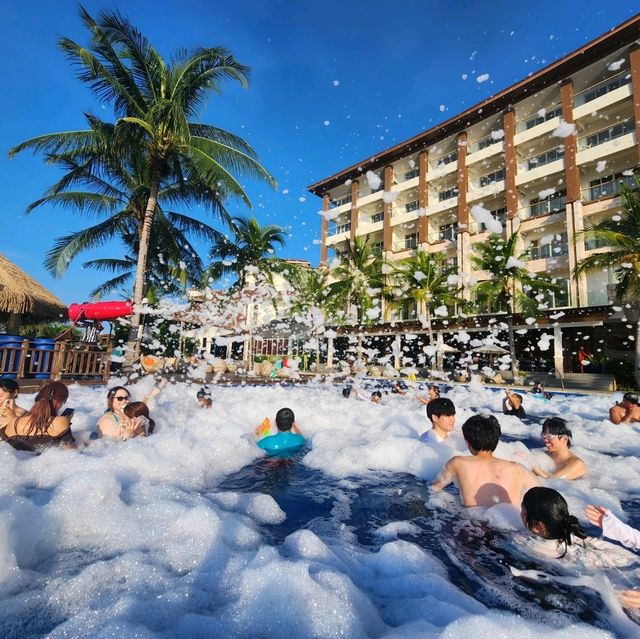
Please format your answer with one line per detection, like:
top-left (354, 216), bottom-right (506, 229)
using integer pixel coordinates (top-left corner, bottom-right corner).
top-left (257, 407), bottom-right (305, 454)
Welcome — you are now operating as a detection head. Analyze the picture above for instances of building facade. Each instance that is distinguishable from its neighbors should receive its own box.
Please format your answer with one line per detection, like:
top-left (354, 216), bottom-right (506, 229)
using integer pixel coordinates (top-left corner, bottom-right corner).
top-left (309, 15), bottom-right (639, 319)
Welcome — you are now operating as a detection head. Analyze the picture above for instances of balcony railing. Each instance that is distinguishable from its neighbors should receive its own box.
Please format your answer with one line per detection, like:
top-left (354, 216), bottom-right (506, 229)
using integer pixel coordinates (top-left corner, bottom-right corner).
top-left (469, 134), bottom-right (501, 153)
top-left (433, 151), bottom-right (457, 168)
top-left (529, 242), bottom-right (569, 260)
top-left (329, 222), bottom-right (351, 236)
top-left (470, 212), bottom-right (507, 233)
top-left (438, 188), bottom-right (458, 202)
top-left (428, 230), bottom-right (456, 243)
top-left (584, 173), bottom-right (637, 201)
top-left (370, 212), bottom-right (384, 223)
top-left (394, 236), bottom-right (418, 251)
top-left (577, 118), bottom-right (635, 151)
top-left (574, 71), bottom-right (632, 107)
top-left (520, 194), bottom-right (567, 220)
top-left (330, 194), bottom-right (352, 208)
top-left (522, 147), bottom-right (564, 171)
top-left (401, 168), bottom-right (419, 181)
top-left (478, 169), bottom-right (505, 187)
top-left (585, 237), bottom-right (613, 250)
top-left (516, 104), bottom-right (562, 133)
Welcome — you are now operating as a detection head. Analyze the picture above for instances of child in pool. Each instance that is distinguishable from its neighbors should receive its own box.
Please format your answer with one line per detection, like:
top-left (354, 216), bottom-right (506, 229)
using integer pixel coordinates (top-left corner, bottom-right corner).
top-left (197, 386), bottom-right (212, 409)
top-left (256, 408), bottom-right (305, 453)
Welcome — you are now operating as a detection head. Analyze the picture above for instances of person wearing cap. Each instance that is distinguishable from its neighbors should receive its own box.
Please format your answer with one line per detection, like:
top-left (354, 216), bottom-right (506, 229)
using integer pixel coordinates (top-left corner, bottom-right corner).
top-left (532, 417), bottom-right (586, 480)
top-left (0, 381), bottom-right (75, 452)
top-left (609, 392), bottom-right (640, 424)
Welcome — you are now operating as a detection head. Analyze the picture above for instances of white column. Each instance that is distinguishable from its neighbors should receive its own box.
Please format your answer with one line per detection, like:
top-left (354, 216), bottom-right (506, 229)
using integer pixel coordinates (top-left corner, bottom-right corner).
top-left (393, 334), bottom-right (402, 369)
top-left (327, 335), bottom-right (334, 368)
top-left (553, 326), bottom-right (564, 376)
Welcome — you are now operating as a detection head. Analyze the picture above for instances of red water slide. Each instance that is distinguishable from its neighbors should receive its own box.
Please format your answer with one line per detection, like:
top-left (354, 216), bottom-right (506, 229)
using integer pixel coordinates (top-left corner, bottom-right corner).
top-left (68, 301), bottom-right (133, 323)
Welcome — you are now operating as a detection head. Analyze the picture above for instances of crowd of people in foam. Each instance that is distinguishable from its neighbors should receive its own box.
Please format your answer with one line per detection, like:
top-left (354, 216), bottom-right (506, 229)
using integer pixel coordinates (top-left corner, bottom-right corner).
top-left (1, 375), bottom-right (640, 615)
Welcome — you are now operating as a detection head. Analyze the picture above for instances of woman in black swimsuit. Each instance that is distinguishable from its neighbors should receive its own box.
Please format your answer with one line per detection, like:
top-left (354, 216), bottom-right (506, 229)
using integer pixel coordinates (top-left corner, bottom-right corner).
top-left (0, 381), bottom-right (75, 452)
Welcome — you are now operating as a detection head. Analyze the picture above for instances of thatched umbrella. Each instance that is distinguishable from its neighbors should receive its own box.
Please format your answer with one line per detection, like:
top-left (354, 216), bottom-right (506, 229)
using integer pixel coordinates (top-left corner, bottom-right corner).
top-left (0, 253), bottom-right (67, 331)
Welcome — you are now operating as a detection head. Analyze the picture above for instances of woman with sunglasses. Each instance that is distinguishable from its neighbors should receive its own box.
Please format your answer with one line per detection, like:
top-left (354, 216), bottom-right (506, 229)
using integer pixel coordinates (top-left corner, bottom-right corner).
top-left (532, 417), bottom-right (586, 480)
top-left (97, 386), bottom-right (132, 439)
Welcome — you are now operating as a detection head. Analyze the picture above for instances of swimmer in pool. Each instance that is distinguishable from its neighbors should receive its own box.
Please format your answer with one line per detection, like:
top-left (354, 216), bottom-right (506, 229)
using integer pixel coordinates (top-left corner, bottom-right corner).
top-left (532, 417), bottom-right (586, 480)
top-left (432, 414), bottom-right (538, 507)
top-left (502, 389), bottom-right (526, 419)
top-left (609, 392), bottom-right (640, 424)
top-left (196, 386), bottom-right (212, 409)
top-left (419, 397), bottom-right (456, 443)
top-left (257, 407), bottom-right (305, 453)
top-left (370, 390), bottom-right (383, 404)
top-left (418, 384), bottom-right (440, 406)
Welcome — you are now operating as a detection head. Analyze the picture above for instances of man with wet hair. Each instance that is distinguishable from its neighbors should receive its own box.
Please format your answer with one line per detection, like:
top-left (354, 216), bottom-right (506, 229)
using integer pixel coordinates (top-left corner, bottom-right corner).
top-left (432, 414), bottom-right (538, 507)
top-left (420, 397), bottom-right (456, 443)
top-left (609, 392), bottom-right (640, 424)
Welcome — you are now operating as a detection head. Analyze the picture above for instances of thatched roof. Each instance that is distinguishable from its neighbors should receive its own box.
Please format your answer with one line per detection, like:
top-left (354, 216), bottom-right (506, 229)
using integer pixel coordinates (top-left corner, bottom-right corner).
top-left (0, 253), bottom-right (67, 319)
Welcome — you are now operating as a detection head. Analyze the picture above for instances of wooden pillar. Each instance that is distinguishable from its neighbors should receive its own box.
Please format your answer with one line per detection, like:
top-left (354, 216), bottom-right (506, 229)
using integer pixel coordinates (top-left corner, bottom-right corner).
top-left (383, 165), bottom-right (394, 253)
top-left (350, 180), bottom-right (359, 243)
top-left (630, 46), bottom-right (640, 162)
top-left (560, 80), bottom-right (580, 203)
top-left (321, 193), bottom-right (330, 265)
top-left (7, 313), bottom-right (21, 334)
top-left (503, 109), bottom-right (518, 221)
top-left (418, 150), bottom-right (429, 244)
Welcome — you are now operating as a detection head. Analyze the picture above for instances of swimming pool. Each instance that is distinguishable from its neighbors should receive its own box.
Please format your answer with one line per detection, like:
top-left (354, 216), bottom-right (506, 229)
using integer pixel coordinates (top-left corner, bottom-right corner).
top-left (0, 380), bottom-right (636, 637)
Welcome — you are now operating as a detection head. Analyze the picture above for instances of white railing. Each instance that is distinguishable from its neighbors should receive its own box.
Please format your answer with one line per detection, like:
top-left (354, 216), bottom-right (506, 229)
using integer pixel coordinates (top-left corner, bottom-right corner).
top-left (515, 104), bottom-right (562, 133)
top-left (520, 194), bottom-right (566, 220)
top-left (574, 70), bottom-right (632, 106)
top-left (328, 222), bottom-right (351, 236)
top-left (519, 147), bottom-right (564, 172)
top-left (577, 118), bottom-right (635, 151)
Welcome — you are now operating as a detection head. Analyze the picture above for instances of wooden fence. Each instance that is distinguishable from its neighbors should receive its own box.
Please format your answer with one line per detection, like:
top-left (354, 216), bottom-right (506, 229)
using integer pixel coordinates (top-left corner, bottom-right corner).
top-left (0, 340), bottom-right (111, 383)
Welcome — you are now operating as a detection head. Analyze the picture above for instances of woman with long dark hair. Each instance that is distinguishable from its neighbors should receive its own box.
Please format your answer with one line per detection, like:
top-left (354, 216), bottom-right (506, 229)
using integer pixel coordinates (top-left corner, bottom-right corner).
top-left (97, 385), bottom-right (131, 439)
top-left (0, 381), bottom-right (75, 452)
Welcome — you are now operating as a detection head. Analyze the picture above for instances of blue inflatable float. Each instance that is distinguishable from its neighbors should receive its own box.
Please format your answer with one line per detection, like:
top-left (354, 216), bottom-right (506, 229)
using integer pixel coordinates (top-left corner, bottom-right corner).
top-left (257, 431), bottom-right (305, 454)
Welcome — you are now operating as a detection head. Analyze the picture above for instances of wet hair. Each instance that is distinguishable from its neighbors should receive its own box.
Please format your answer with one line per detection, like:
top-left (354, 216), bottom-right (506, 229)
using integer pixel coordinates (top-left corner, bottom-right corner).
top-left (542, 417), bottom-right (573, 448)
top-left (27, 382), bottom-right (69, 436)
top-left (106, 385), bottom-right (130, 412)
top-left (623, 392), bottom-right (639, 405)
top-left (512, 393), bottom-right (523, 402)
top-left (124, 401), bottom-right (155, 434)
top-left (275, 407), bottom-right (295, 431)
top-left (427, 397), bottom-right (456, 421)
top-left (0, 379), bottom-right (19, 394)
top-left (461, 414), bottom-right (501, 453)
top-left (196, 386), bottom-right (211, 400)
top-left (342, 386), bottom-right (352, 399)
top-left (371, 391), bottom-right (382, 400)
top-left (428, 385), bottom-right (440, 398)
top-left (522, 487), bottom-right (587, 557)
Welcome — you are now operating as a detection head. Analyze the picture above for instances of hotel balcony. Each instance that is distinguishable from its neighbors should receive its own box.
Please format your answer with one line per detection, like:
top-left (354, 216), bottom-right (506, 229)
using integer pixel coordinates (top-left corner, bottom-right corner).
top-left (515, 147), bottom-right (565, 186)
top-left (429, 150), bottom-right (458, 178)
top-left (392, 167), bottom-right (420, 192)
top-left (468, 169), bottom-right (506, 203)
top-left (326, 221), bottom-right (351, 244)
top-left (466, 134), bottom-right (504, 165)
top-left (514, 103), bottom-right (562, 145)
top-left (573, 71), bottom-right (633, 120)
top-left (576, 118), bottom-right (637, 165)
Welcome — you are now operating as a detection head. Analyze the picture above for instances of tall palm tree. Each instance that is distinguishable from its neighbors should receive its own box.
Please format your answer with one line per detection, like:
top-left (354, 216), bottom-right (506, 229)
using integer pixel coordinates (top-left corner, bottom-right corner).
top-left (205, 216), bottom-right (287, 288)
top-left (329, 238), bottom-right (385, 324)
top-left (471, 231), bottom-right (561, 376)
top-left (9, 7), bottom-right (274, 364)
top-left (388, 250), bottom-right (462, 346)
top-left (574, 179), bottom-right (640, 385)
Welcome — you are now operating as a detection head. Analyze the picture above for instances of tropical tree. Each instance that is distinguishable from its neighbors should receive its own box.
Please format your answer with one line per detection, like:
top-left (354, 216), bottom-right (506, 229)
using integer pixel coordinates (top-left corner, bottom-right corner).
top-left (204, 216), bottom-right (287, 288)
top-left (289, 267), bottom-right (338, 317)
top-left (329, 238), bottom-right (385, 324)
top-left (387, 249), bottom-right (462, 346)
top-left (10, 7), bottom-right (274, 365)
top-left (574, 179), bottom-right (640, 385)
top-left (471, 231), bottom-right (562, 377)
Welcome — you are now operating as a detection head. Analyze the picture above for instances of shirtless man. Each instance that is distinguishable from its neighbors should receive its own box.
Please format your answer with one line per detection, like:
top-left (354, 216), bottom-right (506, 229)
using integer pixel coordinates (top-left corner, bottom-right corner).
top-left (609, 393), bottom-right (640, 424)
top-left (432, 414), bottom-right (538, 507)
top-left (0, 379), bottom-right (26, 420)
top-left (532, 417), bottom-right (586, 480)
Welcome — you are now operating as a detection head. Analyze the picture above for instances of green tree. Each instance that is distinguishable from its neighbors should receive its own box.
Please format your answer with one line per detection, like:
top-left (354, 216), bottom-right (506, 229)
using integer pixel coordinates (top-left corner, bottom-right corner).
top-left (574, 179), bottom-right (640, 385)
top-left (10, 7), bottom-right (274, 365)
top-left (205, 216), bottom-right (287, 288)
top-left (471, 231), bottom-right (561, 377)
top-left (388, 250), bottom-right (462, 347)
top-left (290, 267), bottom-right (338, 317)
top-left (329, 238), bottom-right (385, 324)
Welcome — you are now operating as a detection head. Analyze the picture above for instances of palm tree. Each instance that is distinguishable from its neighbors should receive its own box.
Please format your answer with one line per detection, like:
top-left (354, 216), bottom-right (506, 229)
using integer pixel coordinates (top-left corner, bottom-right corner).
top-left (329, 238), bottom-right (385, 324)
top-left (205, 216), bottom-right (287, 288)
top-left (9, 7), bottom-right (274, 364)
top-left (471, 231), bottom-right (562, 377)
top-left (574, 179), bottom-right (640, 385)
top-left (388, 250), bottom-right (462, 347)
top-left (290, 267), bottom-right (338, 317)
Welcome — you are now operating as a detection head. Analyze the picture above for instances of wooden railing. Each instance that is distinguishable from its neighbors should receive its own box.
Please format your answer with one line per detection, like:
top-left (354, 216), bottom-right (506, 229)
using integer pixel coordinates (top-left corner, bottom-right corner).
top-left (0, 340), bottom-right (111, 382)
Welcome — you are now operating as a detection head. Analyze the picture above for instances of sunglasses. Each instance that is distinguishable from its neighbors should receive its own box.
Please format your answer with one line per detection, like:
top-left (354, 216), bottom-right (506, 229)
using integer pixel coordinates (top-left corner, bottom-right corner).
top-left (541, 433), bottom-right (564, 441)
top-left (114, 396), bottom-right (130, 402)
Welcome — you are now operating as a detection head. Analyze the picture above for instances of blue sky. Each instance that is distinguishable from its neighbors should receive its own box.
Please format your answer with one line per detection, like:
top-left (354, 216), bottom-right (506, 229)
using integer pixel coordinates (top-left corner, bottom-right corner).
top-left (1, 0), bottom-right (637, 307)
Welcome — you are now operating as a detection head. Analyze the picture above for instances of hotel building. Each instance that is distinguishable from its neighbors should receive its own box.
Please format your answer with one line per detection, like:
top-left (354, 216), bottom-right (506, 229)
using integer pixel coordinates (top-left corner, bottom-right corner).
top-left (308, 14), bottom-right (640, 382)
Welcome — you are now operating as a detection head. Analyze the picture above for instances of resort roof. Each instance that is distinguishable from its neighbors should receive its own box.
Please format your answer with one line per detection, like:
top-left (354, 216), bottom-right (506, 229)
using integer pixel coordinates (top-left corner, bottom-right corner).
top-left (307, 12), bottom-right (640, 195)
top-left (0, 253), bottom-right (67, 320)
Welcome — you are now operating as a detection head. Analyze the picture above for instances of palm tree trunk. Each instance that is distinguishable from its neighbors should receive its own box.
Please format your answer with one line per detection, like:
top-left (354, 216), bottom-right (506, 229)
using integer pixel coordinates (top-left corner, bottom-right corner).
top-left (124, 165), bottom-right (161, 368)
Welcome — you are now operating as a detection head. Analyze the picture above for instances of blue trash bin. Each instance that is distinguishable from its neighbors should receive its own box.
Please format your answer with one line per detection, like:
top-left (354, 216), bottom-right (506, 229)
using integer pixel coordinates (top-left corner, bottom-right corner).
top-left (30, 337), bottom-right (56, 379)
top-left (0, 334), bottom-right (24, 379)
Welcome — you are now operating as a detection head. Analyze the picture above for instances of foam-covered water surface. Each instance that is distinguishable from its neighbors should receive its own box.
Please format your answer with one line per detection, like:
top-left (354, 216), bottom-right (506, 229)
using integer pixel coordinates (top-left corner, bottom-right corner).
top-left (0, 379), bottom-right (638, 637)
